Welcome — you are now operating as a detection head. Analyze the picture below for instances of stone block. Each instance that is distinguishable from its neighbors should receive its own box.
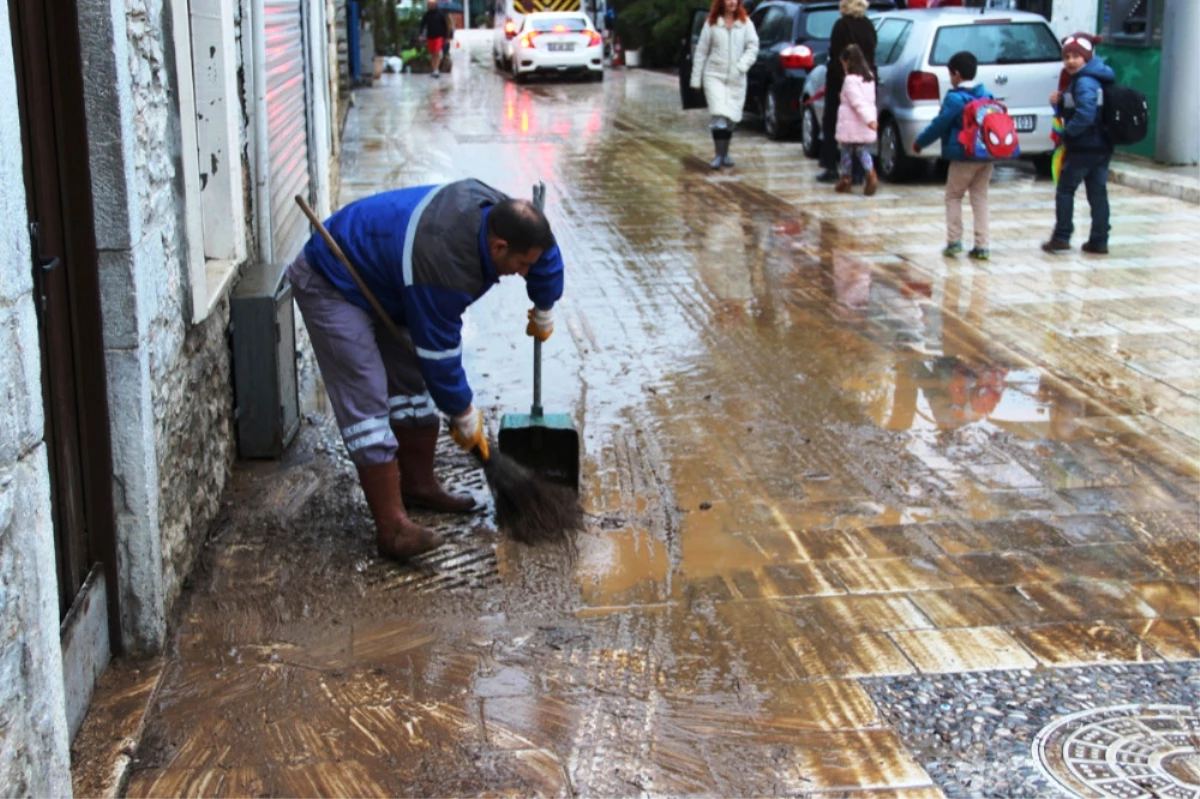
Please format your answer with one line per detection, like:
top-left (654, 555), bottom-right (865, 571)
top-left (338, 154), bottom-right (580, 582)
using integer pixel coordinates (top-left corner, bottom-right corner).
top-left (0, 301), bottom-right (45, 464)
top-left (1, 447), bottom-right (71, 798)
top-left (104, 347), bottom-right (155, 517)
top-left (97, 231), bottom-right (166, 349)
top-left (77, 0), bottom-right (141, 249)
top-left (0, 59), bottom-right (29, 306)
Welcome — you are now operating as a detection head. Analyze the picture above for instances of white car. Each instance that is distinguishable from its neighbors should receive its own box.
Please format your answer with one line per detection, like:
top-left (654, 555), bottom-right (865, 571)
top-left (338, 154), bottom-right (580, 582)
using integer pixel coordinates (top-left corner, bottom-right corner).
top-left (505, 12), bottom-right (604, 82)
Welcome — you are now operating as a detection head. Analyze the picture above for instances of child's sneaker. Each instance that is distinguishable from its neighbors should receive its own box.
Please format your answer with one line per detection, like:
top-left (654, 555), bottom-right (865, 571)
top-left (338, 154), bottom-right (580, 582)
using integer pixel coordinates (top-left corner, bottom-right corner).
top-left (942, 241), bottom-right (963, 257)
top-left (967, 247), bottom-right (990, 261)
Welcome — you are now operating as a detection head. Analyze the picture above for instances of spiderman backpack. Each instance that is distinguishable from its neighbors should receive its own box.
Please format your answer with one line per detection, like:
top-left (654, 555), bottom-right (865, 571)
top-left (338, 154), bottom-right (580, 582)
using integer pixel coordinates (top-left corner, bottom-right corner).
top-left (957, 96), bottom-right (1020, 160)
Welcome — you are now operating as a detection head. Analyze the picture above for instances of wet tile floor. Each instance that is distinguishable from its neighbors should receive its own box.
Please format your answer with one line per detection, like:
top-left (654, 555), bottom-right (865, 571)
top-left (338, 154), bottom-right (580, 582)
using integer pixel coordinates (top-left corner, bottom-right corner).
top-left (110, 63), bottom-right (1199, 798)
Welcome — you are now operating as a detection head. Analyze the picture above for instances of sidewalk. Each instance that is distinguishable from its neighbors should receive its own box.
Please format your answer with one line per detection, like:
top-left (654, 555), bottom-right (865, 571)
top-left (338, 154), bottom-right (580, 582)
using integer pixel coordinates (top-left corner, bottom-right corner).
top-left (1096, 153), bottom-right (1197, 203)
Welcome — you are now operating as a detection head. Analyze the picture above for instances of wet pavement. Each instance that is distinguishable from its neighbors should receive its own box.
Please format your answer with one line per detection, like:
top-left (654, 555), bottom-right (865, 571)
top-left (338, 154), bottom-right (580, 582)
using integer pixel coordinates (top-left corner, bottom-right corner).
top-left (118, 62), bottom-right (1198, 798)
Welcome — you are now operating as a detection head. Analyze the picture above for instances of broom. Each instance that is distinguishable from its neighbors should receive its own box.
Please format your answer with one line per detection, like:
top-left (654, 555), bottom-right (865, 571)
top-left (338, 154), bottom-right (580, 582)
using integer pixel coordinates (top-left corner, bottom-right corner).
top-left (294, 195), bottom-right (582, 545)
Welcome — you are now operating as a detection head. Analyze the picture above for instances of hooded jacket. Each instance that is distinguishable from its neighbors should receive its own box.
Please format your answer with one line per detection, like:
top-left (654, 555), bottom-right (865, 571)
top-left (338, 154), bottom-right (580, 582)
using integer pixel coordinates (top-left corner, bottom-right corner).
top-left (1059, 56), bottom-right (1116, 154)
top-left (303, 179), bottom-right (565, 416)
top-left (914, 81), bottom-right (992, 162)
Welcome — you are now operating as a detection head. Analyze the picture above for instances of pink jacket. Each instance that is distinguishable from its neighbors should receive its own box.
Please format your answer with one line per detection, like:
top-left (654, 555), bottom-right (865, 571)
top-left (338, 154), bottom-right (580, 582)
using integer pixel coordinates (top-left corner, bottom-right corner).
top-left (836, 74), bottom-right (877, 145)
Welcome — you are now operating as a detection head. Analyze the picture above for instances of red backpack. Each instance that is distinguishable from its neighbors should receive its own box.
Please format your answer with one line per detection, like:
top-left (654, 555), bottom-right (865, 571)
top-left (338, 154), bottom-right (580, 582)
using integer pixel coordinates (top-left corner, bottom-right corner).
top-left (957, 96), bottom-right (1020, 160)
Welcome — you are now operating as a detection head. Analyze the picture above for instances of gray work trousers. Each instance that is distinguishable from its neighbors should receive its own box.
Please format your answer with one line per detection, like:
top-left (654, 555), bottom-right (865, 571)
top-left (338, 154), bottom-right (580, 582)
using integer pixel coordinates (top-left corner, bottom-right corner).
top-left (288, 252), bottom-right (439, 467)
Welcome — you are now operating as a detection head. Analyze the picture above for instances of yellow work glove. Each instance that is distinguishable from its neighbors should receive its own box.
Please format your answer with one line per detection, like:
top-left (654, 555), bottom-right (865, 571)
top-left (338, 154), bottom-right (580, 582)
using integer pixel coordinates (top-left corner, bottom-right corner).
top-left (525, 307), bottom-right (554, 342)
top-left (450, 405), bottom-right (489, 460)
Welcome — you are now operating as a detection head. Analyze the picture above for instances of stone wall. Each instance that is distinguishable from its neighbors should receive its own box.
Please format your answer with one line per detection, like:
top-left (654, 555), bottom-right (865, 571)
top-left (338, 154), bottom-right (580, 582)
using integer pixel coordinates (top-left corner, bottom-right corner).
top-left (127, 0), bottom-right (239, 621)
top-left (0, 0), bottom-right (72, 793)
top-left (79, 0), bottom-right (242, 651)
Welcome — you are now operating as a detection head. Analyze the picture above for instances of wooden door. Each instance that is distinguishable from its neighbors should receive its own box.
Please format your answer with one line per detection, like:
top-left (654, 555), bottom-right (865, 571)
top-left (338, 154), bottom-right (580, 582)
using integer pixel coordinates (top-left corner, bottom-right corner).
top-left (9, 0), bottom-right (120, 648)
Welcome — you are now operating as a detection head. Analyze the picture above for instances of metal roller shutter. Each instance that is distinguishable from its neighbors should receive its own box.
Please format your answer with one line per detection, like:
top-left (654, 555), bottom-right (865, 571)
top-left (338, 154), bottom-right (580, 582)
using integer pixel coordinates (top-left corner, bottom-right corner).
top-left (264, 0), bottom-right (311, 263)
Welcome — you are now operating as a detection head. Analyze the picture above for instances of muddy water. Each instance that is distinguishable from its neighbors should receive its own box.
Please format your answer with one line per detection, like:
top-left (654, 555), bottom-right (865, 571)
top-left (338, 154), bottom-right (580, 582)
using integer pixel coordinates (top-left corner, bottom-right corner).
top-left (124, 63), bottom-right (1199, 797)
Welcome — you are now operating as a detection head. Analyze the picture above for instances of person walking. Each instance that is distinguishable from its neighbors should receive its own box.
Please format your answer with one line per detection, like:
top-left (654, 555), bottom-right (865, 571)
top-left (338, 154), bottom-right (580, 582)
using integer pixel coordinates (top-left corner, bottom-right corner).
top-left (913, 51), bottom-right (994, 260)
top-left (1042, 32), bottom-right (1114, 255)
top-left (817, 0), bottom-right (877, 183)
top-left (689, 0), bottom-right (759, 169)
top-left (833, 44), bottom-right (878, 195)
top-left (287, 179), bottom-right (564, 561)
top-left (419, 0), bottom-right (451, 77)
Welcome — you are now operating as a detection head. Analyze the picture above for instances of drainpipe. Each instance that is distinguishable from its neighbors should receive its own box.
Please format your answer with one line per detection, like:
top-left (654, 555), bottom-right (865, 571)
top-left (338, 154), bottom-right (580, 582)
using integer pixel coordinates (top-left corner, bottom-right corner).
top-left (251, 0), bottom-right (274, 263)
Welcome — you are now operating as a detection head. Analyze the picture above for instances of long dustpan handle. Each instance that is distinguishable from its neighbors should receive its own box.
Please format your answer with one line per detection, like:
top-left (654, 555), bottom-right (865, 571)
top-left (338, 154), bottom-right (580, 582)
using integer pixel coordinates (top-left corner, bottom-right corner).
top-left (531, 181), bottom-right (546, 420)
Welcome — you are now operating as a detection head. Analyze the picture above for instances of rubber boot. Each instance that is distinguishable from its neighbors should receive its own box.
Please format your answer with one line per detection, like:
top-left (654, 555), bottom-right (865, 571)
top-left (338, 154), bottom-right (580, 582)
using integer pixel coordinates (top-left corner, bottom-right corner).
top-left (710, 134), bottom-right (724, 170)
top-left (721, 134), bottom-right (734, 168)
top-left (834, 174), bottom-right (852, 193)
top-left (357, 460), bottom-right (443, 561)
top-left (395, 425), bottom-right (478, 513)
top-left (864, 169), bottom-right (879, 196)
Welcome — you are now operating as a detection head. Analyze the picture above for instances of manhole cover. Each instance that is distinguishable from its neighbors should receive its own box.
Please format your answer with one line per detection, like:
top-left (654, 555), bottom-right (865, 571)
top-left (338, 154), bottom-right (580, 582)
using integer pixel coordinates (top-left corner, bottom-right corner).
top-left (1034, 704), bottom-right (1200, 799)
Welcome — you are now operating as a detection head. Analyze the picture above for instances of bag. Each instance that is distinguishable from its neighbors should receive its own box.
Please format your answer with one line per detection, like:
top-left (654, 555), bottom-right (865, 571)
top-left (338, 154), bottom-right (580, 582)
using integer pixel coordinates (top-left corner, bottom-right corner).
top-left (957, 96), bottom-right (1020, 160)
top-left (1100, 83), bottom-right (1149, 145)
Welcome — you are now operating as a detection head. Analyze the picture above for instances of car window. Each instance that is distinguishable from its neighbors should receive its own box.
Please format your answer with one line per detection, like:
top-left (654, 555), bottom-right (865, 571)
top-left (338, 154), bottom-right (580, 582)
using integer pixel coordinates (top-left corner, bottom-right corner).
top-left (802, 9), bottom-right (840, 39)
top-left (765, 8), bottom-right (793, 43)
top-left (930, 22), bottom-right (1060, 65)
top-left (874, 19), bottom-right (911, 66)
top-left (530, 15), bottom-right (589, 31)
top-left (755, 7), bottom-right (789, 46)
top-left (749, 6), bottom-right (769, 33)
top-left (691, 9), bottom-right (707, 42)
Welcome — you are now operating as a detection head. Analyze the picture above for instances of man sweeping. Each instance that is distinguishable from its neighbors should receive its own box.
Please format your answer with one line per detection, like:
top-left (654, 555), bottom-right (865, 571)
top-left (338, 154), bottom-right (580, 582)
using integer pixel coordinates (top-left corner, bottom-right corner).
top-left (287, 179), bottom-right (563, 561)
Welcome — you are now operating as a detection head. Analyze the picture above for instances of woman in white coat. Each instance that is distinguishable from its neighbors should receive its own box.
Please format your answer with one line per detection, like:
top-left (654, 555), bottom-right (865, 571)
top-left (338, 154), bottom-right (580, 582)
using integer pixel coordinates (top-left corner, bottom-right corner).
top-left (689, 0), bottom-right (759, 169)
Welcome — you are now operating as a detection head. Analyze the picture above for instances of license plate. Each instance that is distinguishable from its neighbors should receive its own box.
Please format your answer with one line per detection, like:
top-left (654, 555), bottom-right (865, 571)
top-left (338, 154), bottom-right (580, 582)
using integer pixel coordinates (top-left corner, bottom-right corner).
top-left (1014, 115), bottom-right (1036, 132)
top-left (548, 43), bottom-right (574, 52)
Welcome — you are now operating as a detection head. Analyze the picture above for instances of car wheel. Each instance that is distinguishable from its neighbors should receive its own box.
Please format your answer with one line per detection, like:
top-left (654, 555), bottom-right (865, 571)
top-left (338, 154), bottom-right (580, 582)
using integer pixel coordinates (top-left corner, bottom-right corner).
top-left (511, 56), bottom-right (525, 83)
top-left (878, 118), bottom-right (915, 182)
top-left (763, 88), bottom-right (784, 140)
top-left (801, 104), bottom-right (820, 158)
top-left (1033, 153), bottom-right (1054, 179)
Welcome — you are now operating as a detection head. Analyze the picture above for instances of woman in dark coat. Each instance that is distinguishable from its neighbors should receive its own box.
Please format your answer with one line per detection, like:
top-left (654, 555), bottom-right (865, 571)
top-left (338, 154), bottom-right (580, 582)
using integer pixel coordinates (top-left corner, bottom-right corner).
top-left (817, 0), bottom-right (877, 183)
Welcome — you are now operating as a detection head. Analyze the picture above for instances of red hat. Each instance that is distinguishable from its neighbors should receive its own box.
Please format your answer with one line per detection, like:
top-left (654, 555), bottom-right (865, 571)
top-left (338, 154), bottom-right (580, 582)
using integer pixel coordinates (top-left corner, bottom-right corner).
top-left (1061, 32), bottom-right (1100, 62)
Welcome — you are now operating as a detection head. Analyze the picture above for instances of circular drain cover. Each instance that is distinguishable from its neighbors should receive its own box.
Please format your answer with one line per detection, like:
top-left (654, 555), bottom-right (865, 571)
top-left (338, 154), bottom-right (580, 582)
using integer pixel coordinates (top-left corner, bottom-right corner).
top-left (1034, 704), bottom-right (1200, 799)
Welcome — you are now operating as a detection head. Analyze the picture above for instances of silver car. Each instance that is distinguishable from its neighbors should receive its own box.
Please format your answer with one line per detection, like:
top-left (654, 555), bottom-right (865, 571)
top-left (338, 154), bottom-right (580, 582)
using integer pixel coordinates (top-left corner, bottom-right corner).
top-left (802, 8), bottom-right (1062, 181)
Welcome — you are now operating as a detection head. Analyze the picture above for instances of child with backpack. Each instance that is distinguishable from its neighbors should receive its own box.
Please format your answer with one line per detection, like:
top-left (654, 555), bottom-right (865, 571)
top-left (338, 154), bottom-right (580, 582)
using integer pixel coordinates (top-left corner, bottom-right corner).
top-left (1042, 32), bottom-right (1116, 255)
top-left (913, 51), bottom-right (997, 260)
top-left (834, 44), bottom-right (879, 196)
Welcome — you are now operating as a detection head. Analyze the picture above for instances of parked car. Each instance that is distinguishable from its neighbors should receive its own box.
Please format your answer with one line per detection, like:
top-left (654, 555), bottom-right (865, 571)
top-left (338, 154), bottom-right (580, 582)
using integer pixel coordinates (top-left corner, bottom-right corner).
top-left (679, 0), bottom-right (896, 139)
top-left (801, 7), bottom-right (1063, 180)
top-left (502, 12), bottom-right (604, 82)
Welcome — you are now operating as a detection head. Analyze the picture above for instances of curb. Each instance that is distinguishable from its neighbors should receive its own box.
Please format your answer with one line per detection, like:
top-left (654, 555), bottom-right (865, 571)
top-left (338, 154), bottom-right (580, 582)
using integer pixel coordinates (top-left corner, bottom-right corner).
top-left (1108, 163), bottom-right (1200, 204)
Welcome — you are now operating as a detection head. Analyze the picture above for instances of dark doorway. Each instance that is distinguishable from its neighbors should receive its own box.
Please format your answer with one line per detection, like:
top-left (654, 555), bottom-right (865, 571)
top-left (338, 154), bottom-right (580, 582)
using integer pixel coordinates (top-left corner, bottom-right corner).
top-left (9, 0), bottom-right (120, 652)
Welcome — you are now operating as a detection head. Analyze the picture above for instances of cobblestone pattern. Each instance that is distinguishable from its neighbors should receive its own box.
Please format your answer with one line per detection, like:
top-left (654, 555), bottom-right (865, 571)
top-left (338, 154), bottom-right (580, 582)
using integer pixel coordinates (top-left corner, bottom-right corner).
top-left (863, 663), bottom-right (1200, 798)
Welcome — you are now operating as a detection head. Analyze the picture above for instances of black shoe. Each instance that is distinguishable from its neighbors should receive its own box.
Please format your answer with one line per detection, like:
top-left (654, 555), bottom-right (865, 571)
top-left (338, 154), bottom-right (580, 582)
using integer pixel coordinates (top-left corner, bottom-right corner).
top-left (1041, 239), bottom-right (1070, 254)
top-left (816, 169), bottom-right (839, 184)
top-left (1081, 241), bottom-right (1108, 255)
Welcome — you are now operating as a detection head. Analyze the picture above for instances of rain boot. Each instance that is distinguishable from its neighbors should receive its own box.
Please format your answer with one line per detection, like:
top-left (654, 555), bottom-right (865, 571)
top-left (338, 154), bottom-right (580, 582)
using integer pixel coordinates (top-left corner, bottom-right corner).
top-left (834, 174), bottom-right (852, 193)
top-left (721, 133), bottom-right (734, 168)
top-left (395, 425), bottom-right (478, 513)
top-left (864, 169), bottom-right (878, 197)
top-left (710, 134), bottom-right (724, 170)
top-left (357, 460), bottom-right (443, 561)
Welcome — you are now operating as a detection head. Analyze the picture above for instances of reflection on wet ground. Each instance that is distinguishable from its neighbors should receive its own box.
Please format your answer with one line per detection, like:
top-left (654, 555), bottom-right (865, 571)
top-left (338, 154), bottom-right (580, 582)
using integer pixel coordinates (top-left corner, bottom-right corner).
top-left (122, 62), bottom-right (1198, 797)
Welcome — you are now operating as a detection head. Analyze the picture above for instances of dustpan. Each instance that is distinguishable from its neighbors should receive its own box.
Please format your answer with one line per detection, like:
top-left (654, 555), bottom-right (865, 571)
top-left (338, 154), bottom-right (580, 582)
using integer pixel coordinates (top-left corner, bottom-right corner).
top-left (498, 183), bottom-right (580, 491)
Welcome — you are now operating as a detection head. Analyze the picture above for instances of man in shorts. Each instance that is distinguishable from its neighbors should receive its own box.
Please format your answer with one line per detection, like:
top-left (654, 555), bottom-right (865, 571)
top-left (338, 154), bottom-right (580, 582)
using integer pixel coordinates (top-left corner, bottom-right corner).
top-left (419, 0), bottom-right (451, 77)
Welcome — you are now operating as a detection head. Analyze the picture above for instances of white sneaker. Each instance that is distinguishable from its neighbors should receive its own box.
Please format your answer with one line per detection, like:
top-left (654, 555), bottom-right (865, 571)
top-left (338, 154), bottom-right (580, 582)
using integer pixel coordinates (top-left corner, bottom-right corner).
top-left (431, 70), bottom-right (440, 77)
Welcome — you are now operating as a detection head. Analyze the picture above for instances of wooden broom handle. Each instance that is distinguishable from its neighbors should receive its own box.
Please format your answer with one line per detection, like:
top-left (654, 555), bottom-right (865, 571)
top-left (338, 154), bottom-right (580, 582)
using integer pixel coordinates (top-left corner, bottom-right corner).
top-left (294, 194), bottom-right (411, 349)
